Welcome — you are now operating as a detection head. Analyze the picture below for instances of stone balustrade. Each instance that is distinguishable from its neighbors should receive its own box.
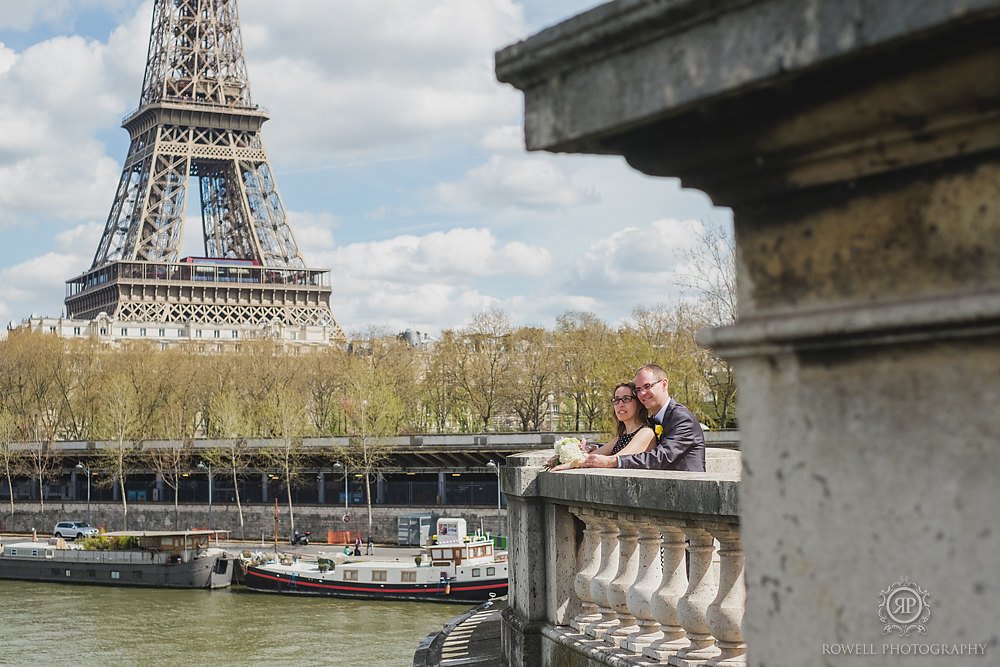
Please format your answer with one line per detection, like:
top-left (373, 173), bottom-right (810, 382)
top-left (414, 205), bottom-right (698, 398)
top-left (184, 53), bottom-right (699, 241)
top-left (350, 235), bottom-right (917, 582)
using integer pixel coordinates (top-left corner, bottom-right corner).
top-left (500, 449), bottom-right (742, 666)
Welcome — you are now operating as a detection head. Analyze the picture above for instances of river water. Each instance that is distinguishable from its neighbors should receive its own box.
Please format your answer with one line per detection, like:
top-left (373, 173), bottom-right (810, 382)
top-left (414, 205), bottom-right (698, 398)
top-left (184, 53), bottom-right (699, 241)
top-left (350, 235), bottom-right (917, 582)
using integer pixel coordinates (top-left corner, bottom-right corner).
top-left (0, 580), bottom-right (464, 666)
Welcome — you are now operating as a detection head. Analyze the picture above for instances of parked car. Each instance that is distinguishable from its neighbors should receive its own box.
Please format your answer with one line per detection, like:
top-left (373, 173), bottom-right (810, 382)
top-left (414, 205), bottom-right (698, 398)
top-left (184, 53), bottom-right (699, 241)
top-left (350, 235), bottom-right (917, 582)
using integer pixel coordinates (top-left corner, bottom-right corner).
top-left (53, 521), bottom-right (99, 540)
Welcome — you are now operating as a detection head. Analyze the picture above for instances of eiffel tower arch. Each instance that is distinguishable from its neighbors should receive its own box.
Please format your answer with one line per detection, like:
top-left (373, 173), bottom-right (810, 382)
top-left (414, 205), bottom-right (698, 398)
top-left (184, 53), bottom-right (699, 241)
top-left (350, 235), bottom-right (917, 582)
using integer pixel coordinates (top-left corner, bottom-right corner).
top-left (64, 0), bottom-right (343, 343)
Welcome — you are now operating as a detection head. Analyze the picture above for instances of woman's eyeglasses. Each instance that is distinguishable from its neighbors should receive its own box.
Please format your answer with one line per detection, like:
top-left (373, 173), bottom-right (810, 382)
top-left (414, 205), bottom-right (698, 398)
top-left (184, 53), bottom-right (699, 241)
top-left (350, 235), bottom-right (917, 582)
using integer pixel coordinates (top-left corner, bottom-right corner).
top-left (611, 396), bottom-right (635, 405)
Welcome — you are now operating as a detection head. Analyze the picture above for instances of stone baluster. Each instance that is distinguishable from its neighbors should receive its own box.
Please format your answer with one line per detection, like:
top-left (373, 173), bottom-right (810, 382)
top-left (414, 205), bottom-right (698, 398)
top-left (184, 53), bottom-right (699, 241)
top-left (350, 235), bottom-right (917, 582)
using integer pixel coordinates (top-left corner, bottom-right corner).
top-left (705, 525), bottom-right (747, 666)
top-left (669, 527), bottom-right (720, 666)
top-left (585, 513), bottom-right (621, 640)
top-left (605, 519), bottom-right (641, 646)
top-left (568, 507), bottom-right (604, 632)
top-left (641, 522), bottom-right (690, 661)
top-left (624, 518), bottom-right (664, 653)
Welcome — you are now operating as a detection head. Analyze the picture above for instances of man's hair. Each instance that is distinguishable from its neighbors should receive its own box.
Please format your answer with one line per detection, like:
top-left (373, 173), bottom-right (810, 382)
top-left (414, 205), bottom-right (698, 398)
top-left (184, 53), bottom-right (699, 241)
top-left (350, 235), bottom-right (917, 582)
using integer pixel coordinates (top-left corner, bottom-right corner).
top-left (637, 363), bottom-right (667, 380)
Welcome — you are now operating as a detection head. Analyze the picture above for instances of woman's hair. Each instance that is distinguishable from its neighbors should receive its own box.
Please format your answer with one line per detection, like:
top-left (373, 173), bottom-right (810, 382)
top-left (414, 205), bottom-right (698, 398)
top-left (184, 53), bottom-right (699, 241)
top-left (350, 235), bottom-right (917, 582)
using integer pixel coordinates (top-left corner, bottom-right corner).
top-left (612, 382), bottom-right (649, 438)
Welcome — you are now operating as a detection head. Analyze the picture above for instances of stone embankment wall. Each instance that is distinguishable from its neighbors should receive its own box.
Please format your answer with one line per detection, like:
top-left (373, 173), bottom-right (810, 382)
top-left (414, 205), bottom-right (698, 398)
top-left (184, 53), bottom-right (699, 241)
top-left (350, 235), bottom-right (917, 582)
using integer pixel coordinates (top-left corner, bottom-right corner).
top-left (0, 503), bottom-right (506, 544)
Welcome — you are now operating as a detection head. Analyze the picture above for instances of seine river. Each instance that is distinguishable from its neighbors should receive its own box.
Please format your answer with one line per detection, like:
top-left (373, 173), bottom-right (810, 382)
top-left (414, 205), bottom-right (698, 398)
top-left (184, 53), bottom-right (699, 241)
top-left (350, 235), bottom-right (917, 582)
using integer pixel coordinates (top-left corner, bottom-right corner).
top-left (0, 581), bottom-right (463, 666)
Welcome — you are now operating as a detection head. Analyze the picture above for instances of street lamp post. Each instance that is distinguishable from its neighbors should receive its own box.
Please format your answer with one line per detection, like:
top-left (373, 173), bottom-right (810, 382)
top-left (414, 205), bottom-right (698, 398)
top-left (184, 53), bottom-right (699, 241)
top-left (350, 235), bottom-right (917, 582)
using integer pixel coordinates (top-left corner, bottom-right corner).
top-left (487, 460), bottom-right (502, 537)
top-left (197, 461), bottom-right (212, 518)
top-left (75, 463), bottom-right (91, 524)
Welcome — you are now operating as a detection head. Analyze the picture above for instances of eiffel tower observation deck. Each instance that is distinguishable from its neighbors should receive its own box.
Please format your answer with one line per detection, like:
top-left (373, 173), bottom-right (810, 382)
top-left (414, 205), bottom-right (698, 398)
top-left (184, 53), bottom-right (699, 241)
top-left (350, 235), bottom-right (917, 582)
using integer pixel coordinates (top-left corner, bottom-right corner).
top-left (62, 0), bottom-right (344, 345)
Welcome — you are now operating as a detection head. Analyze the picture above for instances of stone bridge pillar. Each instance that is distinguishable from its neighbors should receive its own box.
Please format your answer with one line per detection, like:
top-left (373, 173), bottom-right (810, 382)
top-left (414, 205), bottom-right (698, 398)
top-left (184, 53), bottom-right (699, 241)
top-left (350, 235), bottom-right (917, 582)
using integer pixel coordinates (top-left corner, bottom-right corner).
top-left (497, 1), bottom-right (1000, 663)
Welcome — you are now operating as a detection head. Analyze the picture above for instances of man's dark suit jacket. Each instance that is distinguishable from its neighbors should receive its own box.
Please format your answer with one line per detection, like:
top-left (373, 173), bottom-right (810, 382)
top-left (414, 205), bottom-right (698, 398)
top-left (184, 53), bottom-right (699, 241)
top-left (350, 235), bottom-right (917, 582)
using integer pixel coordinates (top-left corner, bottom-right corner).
top-left (617, 399), bottom-right (706, 471)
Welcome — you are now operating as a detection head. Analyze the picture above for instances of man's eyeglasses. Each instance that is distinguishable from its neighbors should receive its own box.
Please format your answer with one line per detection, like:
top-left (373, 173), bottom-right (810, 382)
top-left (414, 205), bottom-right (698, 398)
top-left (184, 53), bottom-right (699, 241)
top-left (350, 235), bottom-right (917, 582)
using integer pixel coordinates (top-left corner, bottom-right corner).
top-left (635, 379), bottom-right (664, 393)
top-left (611, 396), bottom-right (635, 405)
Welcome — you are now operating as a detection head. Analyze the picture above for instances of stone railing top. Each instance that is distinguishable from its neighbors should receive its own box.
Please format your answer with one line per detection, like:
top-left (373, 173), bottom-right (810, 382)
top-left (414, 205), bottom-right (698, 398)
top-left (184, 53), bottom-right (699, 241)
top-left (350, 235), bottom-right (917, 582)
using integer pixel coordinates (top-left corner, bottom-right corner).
top-left (496, 0), bottom-right (1000, 107)
top-left (495, 0), bottom-right (1000, 207)
top-left (505, 449), bottom-right (739, 521)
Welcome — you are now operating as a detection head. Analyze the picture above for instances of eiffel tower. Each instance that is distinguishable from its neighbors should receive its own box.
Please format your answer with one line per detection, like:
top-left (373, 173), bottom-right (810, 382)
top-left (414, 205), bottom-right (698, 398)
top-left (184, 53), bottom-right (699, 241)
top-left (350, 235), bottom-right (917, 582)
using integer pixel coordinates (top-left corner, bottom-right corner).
top-left (65, 0), bottom-right (342, 340)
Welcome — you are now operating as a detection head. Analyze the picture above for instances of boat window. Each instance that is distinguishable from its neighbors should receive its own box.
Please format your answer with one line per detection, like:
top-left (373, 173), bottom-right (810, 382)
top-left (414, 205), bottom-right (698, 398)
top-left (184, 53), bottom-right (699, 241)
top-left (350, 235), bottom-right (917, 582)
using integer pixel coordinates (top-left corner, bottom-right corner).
top-left (401, 571), bottom-right (416, 583)
top-left (31, 549), bottom-right (39, 557)
top-left (472, 568), bottom-right (481, 577)
top-left (111, 571), bottom-right (121, 579)
top-left (372, 570), bottom-right (387, 582)
top-left (487, 567), bottom-right (496, 576)
top-left (8, 549), bottom-right (16, 556)
top-left (343, 569), bottom-right (358, 581)
top-left (65, 570), bottom-right (72, 577)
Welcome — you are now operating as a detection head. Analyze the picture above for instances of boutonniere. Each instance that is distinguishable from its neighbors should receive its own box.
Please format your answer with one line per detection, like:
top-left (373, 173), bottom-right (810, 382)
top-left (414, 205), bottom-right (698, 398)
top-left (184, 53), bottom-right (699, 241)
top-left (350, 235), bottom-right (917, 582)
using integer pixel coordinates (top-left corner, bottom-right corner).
top-left (655, 425), bottom-right (663, 438)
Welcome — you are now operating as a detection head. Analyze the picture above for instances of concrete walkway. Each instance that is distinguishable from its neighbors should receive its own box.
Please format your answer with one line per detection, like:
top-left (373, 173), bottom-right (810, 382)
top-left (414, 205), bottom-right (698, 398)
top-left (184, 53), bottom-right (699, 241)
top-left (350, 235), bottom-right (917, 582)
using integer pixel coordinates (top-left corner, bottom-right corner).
top-left (413, 597), bottom-right (505, 667)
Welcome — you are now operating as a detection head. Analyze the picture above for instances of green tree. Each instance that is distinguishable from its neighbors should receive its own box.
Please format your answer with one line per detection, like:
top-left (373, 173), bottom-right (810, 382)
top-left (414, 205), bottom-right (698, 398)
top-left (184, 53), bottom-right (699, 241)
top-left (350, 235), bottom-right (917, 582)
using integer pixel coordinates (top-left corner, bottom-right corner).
top-left (554, 312), bottom-right (617, 432)
top-left (90, 346), bottom-right (167, 530)
top-left (340, 346), bottom-right (407, 539)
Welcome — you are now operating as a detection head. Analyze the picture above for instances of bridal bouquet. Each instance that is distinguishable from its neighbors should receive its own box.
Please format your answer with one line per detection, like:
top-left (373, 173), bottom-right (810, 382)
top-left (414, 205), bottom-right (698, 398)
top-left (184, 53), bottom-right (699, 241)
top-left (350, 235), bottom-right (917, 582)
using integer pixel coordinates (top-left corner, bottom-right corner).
top-left (553, 436), bottom-right (587, 467)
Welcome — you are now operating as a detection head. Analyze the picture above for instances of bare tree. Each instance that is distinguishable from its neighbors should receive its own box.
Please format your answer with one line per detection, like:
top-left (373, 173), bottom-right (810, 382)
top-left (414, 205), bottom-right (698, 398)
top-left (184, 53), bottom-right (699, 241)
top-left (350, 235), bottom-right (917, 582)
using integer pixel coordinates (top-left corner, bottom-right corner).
top-left (504, 327), bottom-right (560, 431)
top-left (676, 224), bottom-right (739, 427)
top-left (257, 380), bottom-right (309, 539)
top-left (203, 387), bottom-right (254, 539)
top-left (144, 441), bottom-right (192, 527)
top-left (451, 309), bottom-right (513, 431)
top-left (0, 408), bottom-right (25, 524)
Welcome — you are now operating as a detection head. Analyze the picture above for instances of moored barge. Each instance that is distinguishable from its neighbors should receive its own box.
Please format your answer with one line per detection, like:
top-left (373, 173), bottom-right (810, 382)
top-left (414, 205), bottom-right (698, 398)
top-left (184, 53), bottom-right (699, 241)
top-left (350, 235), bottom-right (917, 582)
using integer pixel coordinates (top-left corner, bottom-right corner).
top-left (0, 530), bottom-right (234, 589)
top-left (244, 518), bottom-right (507, 603)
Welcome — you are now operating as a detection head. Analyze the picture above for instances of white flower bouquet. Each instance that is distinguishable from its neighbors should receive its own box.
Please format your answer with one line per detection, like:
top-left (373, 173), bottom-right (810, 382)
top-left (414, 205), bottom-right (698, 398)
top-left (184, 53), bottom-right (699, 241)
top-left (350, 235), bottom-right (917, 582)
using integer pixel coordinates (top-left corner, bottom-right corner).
top-left (552, 436), bottom-right (587, 467)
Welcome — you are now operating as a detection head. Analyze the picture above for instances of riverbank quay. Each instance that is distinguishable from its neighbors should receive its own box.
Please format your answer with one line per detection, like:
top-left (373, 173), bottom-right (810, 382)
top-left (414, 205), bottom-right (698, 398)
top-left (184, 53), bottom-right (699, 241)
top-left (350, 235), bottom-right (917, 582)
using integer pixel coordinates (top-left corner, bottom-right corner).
top-left (414, 597), bottom-right (506, 667)
top-left (0, 503), bottom-right (507, 545)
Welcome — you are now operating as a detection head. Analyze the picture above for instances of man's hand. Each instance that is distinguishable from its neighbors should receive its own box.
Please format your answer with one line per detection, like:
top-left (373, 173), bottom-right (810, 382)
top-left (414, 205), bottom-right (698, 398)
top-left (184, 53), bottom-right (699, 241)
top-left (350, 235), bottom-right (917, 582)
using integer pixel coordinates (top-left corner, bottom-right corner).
top-left (583, 453), bottom-right (618, 468)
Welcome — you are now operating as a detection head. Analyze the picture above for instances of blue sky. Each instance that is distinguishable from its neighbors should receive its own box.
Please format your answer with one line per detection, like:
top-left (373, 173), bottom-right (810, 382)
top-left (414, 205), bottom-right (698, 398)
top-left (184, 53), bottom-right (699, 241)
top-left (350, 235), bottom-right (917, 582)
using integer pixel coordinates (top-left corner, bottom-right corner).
top-left (0, 0), bottom-right (732, 337)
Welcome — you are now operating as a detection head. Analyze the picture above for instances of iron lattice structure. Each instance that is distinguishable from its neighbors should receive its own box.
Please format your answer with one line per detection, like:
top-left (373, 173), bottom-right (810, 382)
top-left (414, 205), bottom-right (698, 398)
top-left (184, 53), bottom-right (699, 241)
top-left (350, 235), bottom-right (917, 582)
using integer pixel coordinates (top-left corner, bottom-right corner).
top-left (66, 0), bottom-right (341, 335)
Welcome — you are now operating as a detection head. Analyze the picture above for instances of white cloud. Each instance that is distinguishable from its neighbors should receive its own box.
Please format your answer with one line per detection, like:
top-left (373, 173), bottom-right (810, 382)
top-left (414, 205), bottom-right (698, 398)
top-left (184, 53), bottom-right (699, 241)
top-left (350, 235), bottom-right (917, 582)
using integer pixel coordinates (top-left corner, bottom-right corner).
top-left (480, 125), bottom-right (524, 152)
top-left (0, 44), bottom-right (16, 74)
top-left (567, 218), bottom-right (707, 304)
top-left (334, 280), bottom-right (496, 336)
top-left (0, 2), bottom-right (72, 31)
top-left (434, 155), bottom-right (598, 211)
top-left (236, 0), bottom-right (526, 168)
top-left (0, 10), bottom-right (148, 229)
top-left (0, 0), bottom-right (140, 32)
top-left (324, 227), bottom-right (549, 283)
top-left (54, 221), bottom-right (103, 254)
top-left (289, 211), bottom-right (339, 263)
top-left (0, 250), bottom-right (86, 311)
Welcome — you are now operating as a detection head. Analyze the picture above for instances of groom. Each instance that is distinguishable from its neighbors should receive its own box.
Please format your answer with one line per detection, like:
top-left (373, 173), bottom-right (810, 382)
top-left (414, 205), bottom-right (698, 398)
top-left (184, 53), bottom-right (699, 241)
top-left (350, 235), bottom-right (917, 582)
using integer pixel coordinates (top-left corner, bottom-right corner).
top-left (579, 363), bottom-right (706, 471)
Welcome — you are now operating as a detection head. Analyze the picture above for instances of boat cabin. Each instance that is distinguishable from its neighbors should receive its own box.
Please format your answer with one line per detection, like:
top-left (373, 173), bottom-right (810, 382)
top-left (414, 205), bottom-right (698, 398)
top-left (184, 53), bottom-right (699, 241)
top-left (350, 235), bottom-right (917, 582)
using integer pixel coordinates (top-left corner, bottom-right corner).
top-left (428, 518), bottom-right (496, 566)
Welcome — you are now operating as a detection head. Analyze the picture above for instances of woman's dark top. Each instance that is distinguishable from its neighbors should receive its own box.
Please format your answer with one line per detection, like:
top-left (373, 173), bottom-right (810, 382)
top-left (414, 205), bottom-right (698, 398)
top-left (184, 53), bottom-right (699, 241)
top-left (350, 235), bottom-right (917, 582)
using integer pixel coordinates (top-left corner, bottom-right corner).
top-left (611, 426), bottom-right (649, 454)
